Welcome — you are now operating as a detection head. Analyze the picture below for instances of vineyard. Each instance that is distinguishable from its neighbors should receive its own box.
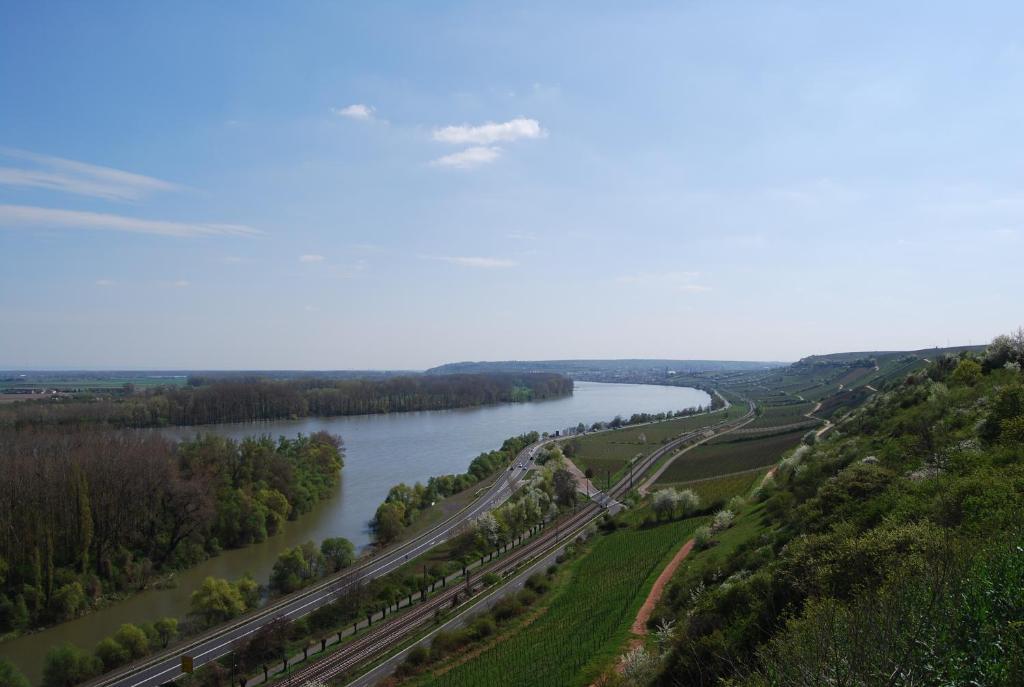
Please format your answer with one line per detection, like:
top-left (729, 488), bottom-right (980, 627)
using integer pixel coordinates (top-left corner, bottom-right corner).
top-left (416, 517), bottom-right (701, 687)
top-left (746, 401), bottom-right (815, 428)
top-left (654, 429), bottom-right (804, 484)
top-left (563, 403), bottom-right (748, 481)
top-left (665, 468), bottom-right (767, 508)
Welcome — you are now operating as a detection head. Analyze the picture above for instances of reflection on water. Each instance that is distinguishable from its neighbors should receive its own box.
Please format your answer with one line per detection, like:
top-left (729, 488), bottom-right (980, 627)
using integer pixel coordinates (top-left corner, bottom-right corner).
top-left (0, 382), bottom-right (708, 683)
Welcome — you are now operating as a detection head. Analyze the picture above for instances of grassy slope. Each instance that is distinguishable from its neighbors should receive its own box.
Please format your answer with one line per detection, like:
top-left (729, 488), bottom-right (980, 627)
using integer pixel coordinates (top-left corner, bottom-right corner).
top-left (417, 517), bottom-right (702, 687)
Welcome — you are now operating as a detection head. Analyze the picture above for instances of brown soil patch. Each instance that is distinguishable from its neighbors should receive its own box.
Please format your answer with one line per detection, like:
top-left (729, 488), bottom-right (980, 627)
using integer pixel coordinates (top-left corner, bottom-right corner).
top-left (631, 537), bottom-right (695, 635)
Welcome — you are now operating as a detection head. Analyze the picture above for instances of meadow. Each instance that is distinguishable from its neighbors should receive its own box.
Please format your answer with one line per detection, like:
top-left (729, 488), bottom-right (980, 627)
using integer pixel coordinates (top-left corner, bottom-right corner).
top-left (417, 516), bottom-right (702, 687)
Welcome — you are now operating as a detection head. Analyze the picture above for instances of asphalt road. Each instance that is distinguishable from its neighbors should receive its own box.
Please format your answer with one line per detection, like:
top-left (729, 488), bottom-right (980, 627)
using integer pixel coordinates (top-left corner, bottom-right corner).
top-left (94, 439), bottom-right (550, 687)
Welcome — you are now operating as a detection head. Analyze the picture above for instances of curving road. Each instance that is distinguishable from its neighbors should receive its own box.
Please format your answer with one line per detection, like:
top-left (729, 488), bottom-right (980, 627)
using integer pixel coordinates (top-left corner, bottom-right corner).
top-left (93, 439), bottom-right (551, 687)
top-left (94, 399), bottom-right (752, 687)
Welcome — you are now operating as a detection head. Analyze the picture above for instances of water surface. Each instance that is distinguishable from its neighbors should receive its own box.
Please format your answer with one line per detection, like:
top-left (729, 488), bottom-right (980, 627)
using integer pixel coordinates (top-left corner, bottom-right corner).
top-left (1, 382), bottom-right (708, 682)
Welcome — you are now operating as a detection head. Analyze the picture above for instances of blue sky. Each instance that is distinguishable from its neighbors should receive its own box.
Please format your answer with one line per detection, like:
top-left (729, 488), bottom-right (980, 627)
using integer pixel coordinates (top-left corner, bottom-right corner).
top-left (1, 2), bottom-right (1021, 369)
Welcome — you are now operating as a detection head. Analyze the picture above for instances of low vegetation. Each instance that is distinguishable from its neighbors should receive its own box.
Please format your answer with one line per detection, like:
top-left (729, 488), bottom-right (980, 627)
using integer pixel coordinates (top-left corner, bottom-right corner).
top-left (646, 330), bottom-right (1024, 686)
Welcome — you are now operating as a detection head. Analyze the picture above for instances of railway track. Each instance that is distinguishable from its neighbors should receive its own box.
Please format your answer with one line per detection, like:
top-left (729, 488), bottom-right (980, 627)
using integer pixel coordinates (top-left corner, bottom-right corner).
top-left (280, 399), bottom-right (756, 686)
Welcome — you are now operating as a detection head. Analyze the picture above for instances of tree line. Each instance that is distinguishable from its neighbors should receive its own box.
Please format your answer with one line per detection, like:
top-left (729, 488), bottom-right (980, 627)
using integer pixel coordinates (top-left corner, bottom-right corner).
top-left (0, 372), bottom-right (574, 428)
top-left (0, 428), bottom-right (343, 634)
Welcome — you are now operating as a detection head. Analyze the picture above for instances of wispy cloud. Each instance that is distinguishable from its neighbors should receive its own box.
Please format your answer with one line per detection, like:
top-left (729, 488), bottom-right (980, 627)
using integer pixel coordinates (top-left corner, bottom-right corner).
top-left (95, 278), bottom-right (115, 287)
top-left (616, 271), bottom-right (711, 292)
top-left (431, 146), bottom-right (502, 169)
top-left (507, 231), bottom-right (539, 241)
top-left (332, 104), bottom-right (375, 121)
top-left (432, 118), bottom-right (544, 145)
top-left (171, 280), bottom-right (190, 288)
top-left (299, 254), bottom-right (325, 263)
top-left (0, 148), bottom-right (181, 201)
top-left (0, 204), bottom-right (261, 238)
top-left (423, 255), bottom-right (517, 269)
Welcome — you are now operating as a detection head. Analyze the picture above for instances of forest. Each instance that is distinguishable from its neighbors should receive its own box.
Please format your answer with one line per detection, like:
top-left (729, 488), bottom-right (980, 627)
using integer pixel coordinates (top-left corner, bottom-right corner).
top-left (0, 372), bottom-right (573, 428)
top-left (0, 429), bottom-right (343, 635)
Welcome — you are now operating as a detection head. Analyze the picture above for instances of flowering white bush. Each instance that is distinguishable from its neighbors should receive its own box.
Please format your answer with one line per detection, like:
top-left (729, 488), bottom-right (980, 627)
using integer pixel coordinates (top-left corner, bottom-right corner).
top-left (620, 645), bottom-right (659, 686)
top-left (677, 488), bottom-right (701, 516)
top-left (694, 525), bottom-right (713, 549)
top-left (711, 509), bottom-right (735, 532)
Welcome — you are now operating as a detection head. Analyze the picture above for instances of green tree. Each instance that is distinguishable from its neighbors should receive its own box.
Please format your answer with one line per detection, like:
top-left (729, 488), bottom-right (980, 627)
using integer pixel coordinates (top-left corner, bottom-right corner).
top-left (153, 617), bottom-right (178, 648)
top-left (234, 574), bottom-right (260, 610)
top-left (190, 577), bottom-right (245, 627)
top-left (270, 542), bottom-right (323, 594)
top-left (93, 637), bottom-right (129, 671)
top-left (113, 623), bottom-right (149, 659)
top-left (951, 358), bottom-right (982, 386)
top-left (42, 644), bottom-right (100, 687)
top-left (373, 502), bottom-right (405, 544)
top-left (320, 537), bottom-right (355, 573)
top-left (0, 658), bottom-right (30, 687)
top-left (50, 582), bottom-right (86, 621)
top-left (75, 468), bottom-right (93, 574)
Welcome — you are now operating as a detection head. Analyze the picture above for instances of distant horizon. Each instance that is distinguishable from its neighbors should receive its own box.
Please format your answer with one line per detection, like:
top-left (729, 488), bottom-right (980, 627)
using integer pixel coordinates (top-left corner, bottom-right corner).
top-left (0, 340), bottom-right (991, 374)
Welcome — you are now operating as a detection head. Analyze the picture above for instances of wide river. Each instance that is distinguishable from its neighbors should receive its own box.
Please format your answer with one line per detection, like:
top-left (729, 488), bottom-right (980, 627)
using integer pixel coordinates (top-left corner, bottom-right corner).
top-left (1, 382), bottom-right (708, 683)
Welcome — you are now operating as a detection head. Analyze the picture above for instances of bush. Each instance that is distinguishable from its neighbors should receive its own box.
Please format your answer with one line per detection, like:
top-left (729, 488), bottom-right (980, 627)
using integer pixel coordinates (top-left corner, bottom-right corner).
top-left (42, 644), bottom-right (101, 687)
top-left (694, 526), bottom-right (714, 550)
top-left (711, 509), bottom-right (735, 532)
top-left (94, 637), bottom-right (129, 670)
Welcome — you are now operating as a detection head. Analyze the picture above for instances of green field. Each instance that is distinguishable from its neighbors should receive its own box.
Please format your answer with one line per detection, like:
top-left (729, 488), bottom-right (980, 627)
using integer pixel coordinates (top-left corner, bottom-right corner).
top-left (418, 516), bottom-right (702, 687)
top-left (654, 429), bottom-right (804, 485)
top-left (660, 469), bottom-right (767, 508)
top-left (747, 401), bottom-right (815, 428)
top-left (564, 404), bottom-right (749, 484)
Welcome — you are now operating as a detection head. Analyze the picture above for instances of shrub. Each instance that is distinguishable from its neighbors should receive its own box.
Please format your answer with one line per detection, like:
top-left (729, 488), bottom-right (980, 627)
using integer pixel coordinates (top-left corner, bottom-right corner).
top-left (694, 526), bottom-right (714, 550)
top-left (711, 509), bottom-right (735, 532)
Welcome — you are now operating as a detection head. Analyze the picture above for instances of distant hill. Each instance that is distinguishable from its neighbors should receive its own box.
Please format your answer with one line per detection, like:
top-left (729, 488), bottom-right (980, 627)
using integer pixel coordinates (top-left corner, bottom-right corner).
top-left (425, 359), bottom-right (785, 380)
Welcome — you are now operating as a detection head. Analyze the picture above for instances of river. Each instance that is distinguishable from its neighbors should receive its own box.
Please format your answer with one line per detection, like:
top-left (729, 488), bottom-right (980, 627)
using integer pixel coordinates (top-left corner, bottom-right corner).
top-left (0, 382), bottom-right (709, 683)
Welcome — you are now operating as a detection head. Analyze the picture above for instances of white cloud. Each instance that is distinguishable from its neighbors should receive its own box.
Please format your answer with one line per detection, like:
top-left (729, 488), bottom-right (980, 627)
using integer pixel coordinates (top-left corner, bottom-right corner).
top-left (0, 204), bottom-right (261, 238)
top-left (299, 254), bottom-right (325, 263)
top-left (506, 231), bottom-right (539, 241)
top-left (0, 148), bottom-right (180, 201)
top-left (424, 255), bottom-right (517, 268)
top-left (303, 304), bottom-right (320, 312)
top-left (95, 279), bottom-right (115, 287)
top-left (171, 280), bottom-right (190, 288)
top-left (332, 104), bottom-right (375, 120)
top-left (433, 118), bottom-right (544, 145)
top-left (431, 146), bottom-right (502, 169)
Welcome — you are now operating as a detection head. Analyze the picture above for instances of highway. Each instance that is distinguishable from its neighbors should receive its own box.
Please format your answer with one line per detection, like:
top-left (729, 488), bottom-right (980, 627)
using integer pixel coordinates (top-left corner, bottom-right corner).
top-left (281, 400), bottom-right (757, 687)
top-left (94, 438), bottom-right (551, 687)
top-left (95, 399), bottom-right (753, 687)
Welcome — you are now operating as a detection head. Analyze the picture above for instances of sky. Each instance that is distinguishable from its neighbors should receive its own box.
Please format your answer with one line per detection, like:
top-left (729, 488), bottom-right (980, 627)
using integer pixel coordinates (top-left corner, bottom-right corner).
top-left (1, 2), bottom-right (1022, 370)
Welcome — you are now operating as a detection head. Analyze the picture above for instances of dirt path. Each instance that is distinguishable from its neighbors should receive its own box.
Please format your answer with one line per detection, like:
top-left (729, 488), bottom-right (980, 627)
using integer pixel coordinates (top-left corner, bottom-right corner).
top-left (561, 455), bottom-right (600, 496)
top-left (630, 537), bottom-right (695, 635)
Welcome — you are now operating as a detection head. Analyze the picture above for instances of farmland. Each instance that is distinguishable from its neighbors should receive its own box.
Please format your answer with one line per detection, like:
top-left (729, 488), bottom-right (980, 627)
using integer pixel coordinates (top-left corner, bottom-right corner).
top-left (662, 468), bottom-right (768, 509)
top-left (562, 403), bottom-right (749, 484)
top-left (746, 401), bottom-right (816, 428)
top-left (416, 516), bottom-right (703, 687)
top-left (653, 429), bottom-right (805, 485)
